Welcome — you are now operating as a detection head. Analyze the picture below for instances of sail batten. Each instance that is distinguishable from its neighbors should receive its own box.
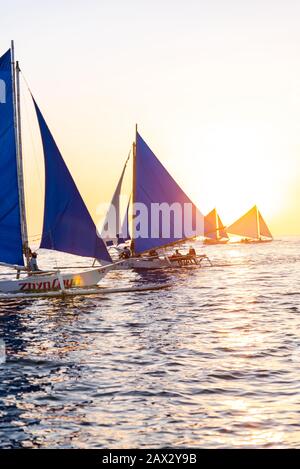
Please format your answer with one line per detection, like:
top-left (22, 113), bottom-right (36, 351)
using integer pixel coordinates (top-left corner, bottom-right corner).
top-left (33, 98), bottom-right (112, 263)
top-left (0, 49), bottom-right (24, 265)
top-left (133, 132), bottom-right (204, 254)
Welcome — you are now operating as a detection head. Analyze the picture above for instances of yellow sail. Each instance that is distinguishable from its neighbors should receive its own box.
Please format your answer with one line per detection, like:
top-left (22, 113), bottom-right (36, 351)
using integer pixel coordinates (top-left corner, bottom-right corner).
top-left (227, 206), bottom-right (259, 239)
top-left (258, 211), bottom-right (273, 239)
top-left (205, 208), bottom-right (228, 241)
top-left (227, 205), bottom-right (272, 240)
top-left (217, 214), bottom-right (228, 239)
top-left (204, 208), bottom-right (218, 239)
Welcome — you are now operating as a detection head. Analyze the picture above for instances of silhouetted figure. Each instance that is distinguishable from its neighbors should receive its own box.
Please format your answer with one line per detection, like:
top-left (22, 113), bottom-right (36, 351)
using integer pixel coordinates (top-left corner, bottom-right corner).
top-left (29, 252), bottom-right (40, 272)
top-left (189, 247), bottom-right (196, 257)
top-left (149, 249), bottom-right (159, 259)
top-left (119, 246), bottom-right (131, 259)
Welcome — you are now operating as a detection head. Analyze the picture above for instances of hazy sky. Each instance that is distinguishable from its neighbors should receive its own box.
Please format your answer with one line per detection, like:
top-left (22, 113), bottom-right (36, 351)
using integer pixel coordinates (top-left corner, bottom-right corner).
top-left (1, 0), bottom-right (300, 237)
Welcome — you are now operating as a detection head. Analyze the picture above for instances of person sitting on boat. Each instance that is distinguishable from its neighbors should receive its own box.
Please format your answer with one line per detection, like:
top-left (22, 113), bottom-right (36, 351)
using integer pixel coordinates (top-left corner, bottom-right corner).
top-left (186, 246), bottom-right (198, 264)
top-left (29, 252), bottom-right (40, 272)
top-left (169, 249), bottom-right (184, 265)
top-left (149, 249), bottom-right (159, 259)
top-left (119, 246), bottom-right (131, 259)
top-left (170, 249), bottom-right (183, 260)
top-left (188, 247), bottom-right (196, 257)
top-left (116, 233), bottom-right (126, 246)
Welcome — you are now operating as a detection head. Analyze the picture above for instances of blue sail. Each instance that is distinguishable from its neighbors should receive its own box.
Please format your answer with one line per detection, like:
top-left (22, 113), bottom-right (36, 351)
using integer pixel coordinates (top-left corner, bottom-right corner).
top-left (133, 132), bottom-right (204, 254)
top-left (0, 49), bottom-right (24, 265)
top-left (33, 99), bottom-right (112, 263)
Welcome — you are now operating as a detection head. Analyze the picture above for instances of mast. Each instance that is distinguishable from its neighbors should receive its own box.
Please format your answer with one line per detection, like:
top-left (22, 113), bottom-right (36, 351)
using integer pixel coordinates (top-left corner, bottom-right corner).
top-left (131, 124), bottom-right (137, 255)
top-left (11, 41), bottom-right (30, 267)
top-left (255, 205), bottom-right (260, 240)
top-left (215, 208), bottom-right (219, 240)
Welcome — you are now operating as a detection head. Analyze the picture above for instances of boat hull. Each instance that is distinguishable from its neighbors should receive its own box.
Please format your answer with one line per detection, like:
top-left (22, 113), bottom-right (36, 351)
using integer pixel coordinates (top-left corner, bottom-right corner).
top-left (240, 238), bottom-right (273, 244)
top-left (119, 255), bottom-right (211, 270)
top-left (204, 238), bottom-right (228, 245)
top-left (0, 269), bottom-right (106, 294)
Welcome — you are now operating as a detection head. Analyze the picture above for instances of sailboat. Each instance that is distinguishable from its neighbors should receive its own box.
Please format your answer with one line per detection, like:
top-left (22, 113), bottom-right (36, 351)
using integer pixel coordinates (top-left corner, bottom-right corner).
top-left (100, 153), bottom-right (131, 247)
top-left (227, 205), bottom-right (273, 243)
top-left (103, 127), bottom-right (211, 269)
top-left (0, 42), bottom-right (115, 294)
top-left (204, 208), bottom-right (229, 245)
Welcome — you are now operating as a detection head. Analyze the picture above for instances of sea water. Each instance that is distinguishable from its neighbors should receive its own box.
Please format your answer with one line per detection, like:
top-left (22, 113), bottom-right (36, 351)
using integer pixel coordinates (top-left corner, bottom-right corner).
top-left (0, 339), bottom-right (5, 364)
top-left (0, 237), bottom-right (299, 448)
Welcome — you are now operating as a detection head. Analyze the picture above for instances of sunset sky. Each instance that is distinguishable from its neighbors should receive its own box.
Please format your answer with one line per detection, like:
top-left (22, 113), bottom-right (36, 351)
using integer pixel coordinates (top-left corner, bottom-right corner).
top-left (1, 0), bottom-right (300, 237)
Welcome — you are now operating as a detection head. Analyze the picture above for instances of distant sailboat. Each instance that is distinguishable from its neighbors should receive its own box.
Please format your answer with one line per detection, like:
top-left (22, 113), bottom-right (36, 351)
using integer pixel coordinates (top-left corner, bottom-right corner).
top-left (227, 205), bottom-right (273, 243)
top-left (0, 43), bottom-right (113, 294)
top-left (100, 154), bottom-right (131, 247)
top-left (204, 208), bottom-right (229, 245)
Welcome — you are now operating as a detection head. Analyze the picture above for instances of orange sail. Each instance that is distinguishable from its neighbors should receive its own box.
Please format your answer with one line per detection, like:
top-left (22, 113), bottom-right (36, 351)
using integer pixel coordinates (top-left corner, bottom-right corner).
top-left (204, 209), bottom-right (218, 240)
top-left (258, 211), bottom-right (273, 239)
top-left (227, 205), bottom-right (272, 240)
top-left (218, 215), bottom-right (228, 240)
top-left (204, 208), bottom-right (228, 241)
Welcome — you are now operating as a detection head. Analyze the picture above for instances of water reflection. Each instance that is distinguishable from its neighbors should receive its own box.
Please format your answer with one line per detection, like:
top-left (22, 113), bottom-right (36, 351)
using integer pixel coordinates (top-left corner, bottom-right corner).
top-left (0, 239), bottom-right (300, 447)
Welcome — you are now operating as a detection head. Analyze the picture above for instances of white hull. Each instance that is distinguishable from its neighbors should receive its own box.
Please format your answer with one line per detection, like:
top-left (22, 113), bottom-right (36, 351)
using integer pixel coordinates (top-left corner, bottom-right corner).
top-left (0, 268), bottom-right (107, 294)
top-left (118, 255), bottom-right (211, 270)
top-left (0, 282), bottom-right (172, 299)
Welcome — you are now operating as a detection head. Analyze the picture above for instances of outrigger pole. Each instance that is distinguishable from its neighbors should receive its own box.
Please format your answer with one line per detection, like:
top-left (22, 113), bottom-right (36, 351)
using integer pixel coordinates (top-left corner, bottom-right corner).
top-left (11, 41), bottom-right (30, 268)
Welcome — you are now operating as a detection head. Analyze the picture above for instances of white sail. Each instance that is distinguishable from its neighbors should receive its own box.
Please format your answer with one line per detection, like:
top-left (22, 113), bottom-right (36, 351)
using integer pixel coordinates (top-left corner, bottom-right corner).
top-left (119, 196), bottom-right (131, 241)
top-left (101, 154), bottom-right (130, 244)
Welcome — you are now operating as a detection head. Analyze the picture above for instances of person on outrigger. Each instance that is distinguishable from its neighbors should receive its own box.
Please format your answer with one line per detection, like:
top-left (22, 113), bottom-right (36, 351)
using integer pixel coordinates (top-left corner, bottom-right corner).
top-left (187, 246), bottom-right (197, 264)
top-left (168, 249), bottom-right (183, 264)
top-left (149, 249), bottom-right (159, 259)
top-left (29, 252), bottom-right (40, 272)
top-left (188, 247), bottom-right (196, 257)
top-left (119, 246), bottom-right (131, 259)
